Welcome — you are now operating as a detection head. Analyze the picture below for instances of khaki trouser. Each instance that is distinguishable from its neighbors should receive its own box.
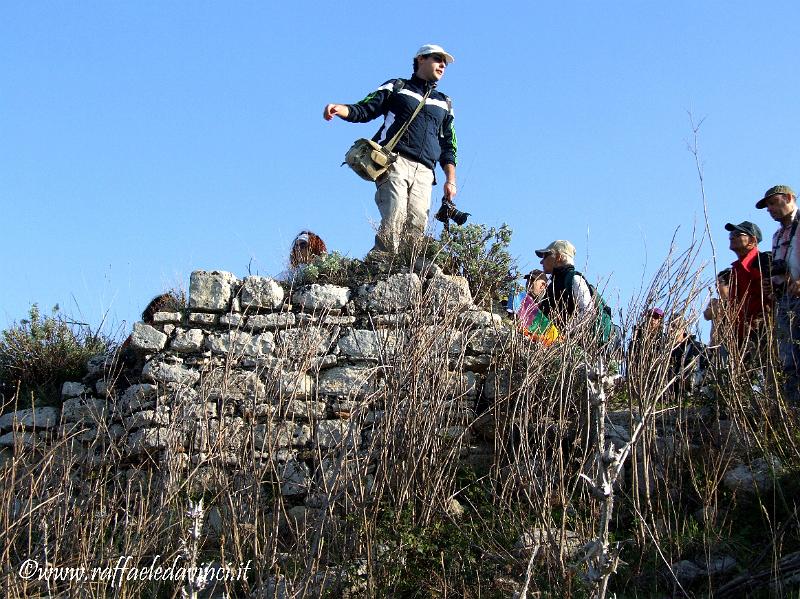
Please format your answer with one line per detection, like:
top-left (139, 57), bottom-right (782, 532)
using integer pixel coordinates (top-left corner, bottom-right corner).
top-left (372, 154), bottom-right (434, 254)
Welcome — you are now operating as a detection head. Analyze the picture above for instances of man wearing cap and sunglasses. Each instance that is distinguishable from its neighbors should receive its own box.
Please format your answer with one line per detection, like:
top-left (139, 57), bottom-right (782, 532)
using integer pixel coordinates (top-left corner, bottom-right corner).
top-left (756, 185), bottom-right (800, 404)
top-left (724, 220), bottom-right (772, 349)
top-left (323, 44), bottom-right (458, 257)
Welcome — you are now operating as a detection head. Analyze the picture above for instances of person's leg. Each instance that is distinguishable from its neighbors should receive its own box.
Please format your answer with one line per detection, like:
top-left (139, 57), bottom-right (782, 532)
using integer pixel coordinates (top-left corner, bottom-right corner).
top-left (372, 157), bottom-right (412, 254)
top-left (404, 161), bottom-right (435, 244)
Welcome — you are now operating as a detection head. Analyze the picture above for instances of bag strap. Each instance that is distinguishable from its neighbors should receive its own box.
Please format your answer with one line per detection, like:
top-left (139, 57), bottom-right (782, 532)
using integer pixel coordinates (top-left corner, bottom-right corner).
top-left (384, 83), bottom-right (433, 152)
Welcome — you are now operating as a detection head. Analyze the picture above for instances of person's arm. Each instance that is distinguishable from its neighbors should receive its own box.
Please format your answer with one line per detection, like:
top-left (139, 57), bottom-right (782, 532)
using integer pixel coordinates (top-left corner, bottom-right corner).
top-left (323, 80), bottom-right (396, 124)
top-left (439, 106), bottom-right (457, 200)
top-left (572, 275), bottom-right (596, 316)
top-left (323, 104), bottom-right (350, 120)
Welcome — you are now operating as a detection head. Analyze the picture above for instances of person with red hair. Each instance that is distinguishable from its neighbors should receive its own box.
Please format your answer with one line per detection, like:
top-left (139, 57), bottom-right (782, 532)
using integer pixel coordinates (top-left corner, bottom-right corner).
top-left (276, 230), bottom-right (328, 282)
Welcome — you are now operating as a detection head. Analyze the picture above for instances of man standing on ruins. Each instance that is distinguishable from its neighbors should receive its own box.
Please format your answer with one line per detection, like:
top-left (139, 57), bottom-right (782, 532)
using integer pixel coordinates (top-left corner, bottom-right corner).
top-left (323, 44), bottom-right (458, 258)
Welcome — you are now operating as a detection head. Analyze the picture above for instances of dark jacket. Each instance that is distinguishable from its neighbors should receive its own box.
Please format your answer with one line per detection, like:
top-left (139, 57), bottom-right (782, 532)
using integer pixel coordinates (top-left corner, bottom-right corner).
top-left (344, 75), bottom-right (457, 170)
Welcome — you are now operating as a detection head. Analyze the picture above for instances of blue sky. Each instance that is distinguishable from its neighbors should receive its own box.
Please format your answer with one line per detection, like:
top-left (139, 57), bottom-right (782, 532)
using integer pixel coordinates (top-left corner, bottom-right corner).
top-left (2, 1), bottom-right (799, 338)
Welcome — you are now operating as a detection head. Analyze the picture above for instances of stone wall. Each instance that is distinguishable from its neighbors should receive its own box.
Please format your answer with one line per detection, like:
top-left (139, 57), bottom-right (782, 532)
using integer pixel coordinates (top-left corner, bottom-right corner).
top-left (0, 267), bottom-right (512, 505)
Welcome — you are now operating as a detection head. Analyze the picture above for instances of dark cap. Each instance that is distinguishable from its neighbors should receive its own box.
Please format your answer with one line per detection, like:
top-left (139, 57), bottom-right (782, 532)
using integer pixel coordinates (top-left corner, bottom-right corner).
top-left (725, 221), bottom-right (762, 243)
top-left (523, 269), bottom-right (546, 281)
top-left (756, 185), bottom-right (795, 209)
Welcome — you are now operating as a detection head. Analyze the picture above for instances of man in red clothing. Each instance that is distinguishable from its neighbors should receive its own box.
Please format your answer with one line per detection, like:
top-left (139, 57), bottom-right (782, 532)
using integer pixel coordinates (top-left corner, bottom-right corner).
top-left (724, 221), bottom-right (771, 349)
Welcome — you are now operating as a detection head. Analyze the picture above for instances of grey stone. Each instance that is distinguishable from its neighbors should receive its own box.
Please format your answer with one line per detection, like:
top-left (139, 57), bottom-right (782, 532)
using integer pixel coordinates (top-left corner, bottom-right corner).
top-left (189, 270), bottom-right (239, 311)
top-left (315, 420), bottom-right (354, 449)
top-left (723, 456), bottom-right (783, 495)
top-left (205, 330), bottom-right (275, 357)
top-left (467, 327), bottom-right (511, 354)
top-left (320, 315), bottom-right (357, 325)
top-left (317, 366), bottom-right (377, 398)
top-left (61, 397), bottom-right (108, 424)
top-left (254, 422), bottom-right (311, 449)
top-left (241, 276), bottom-right (284, 309)
top-left (0, 431), bottom-right (40, 448)
top-left (130, 322), bottom-right (168, 352)
top-left (277, 327), bottom-right (337, 357)
top-left (248, 312), bottom-right (296, 331)
top-left (124, 406), bottom-right (171, 430)
top-left (86, 353), bottom-right (111, 377)
top-left (170, 328), bottom-right (205, 353)
top-left (202, 370), bottom-right (265, 403)
top-left (275, 370), bottom-right (314, 397)
top-left (126, 427), bottom-right (184, 453)
top-left (62, 381), bottom-right (90, 398)
top-left (219, 313), bottom-right (245, 327)
top-left (291, 284), bottom-right (351, 312)
top-left (671, 560), bottom-right (704, 586)
top-left (188, 313), bottom-right (218, 326)
top-left (337, 329), bottom-right (400, 361)
top-left (457, 310), bottom-right (502, 328)
top-left (95, 380), bottom-right (110, 397)
top-left (360, 273), bottom-right (421, 313)
top-left (425, 274), bottom-right (472, 311)
top-left (0, 407), bottom-right (59, 431)
top-left (284, 400), bottom-right (327, 420)
top-left (118, 384), bottom-right (158, 414)
top-left (514, 528), bottom-right (584, 560)
top-left (703, 555), bottom-right (737, 577)
top-left (280, 456), bottom-right (311, 496)
top-left (152, 311), bottom-right (183, 324)
top-left (142, 360), bottom-right (200, 386)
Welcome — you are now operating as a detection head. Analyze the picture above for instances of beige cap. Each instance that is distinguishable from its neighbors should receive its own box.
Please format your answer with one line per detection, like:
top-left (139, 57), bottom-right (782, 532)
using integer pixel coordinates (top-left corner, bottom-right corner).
top-left (535, 240), bottom-right (576, 259)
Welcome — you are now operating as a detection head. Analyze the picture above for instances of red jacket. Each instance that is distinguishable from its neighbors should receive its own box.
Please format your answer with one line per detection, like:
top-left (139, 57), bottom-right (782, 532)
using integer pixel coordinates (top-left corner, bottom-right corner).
top-left (730, 247), bottom-right (770, 341)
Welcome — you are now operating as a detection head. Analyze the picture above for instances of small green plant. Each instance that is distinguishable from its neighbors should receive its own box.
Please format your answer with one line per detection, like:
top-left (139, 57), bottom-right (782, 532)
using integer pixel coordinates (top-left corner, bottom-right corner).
top-left (438, 222), bottom-right (514, 308)
top-left (0, 304), bottom-right (109, 408)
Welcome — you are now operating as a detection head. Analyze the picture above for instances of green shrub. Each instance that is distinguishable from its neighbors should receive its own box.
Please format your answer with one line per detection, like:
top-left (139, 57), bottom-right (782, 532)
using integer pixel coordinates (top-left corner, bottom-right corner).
top-left (0, 304), bottom-right (109, 409)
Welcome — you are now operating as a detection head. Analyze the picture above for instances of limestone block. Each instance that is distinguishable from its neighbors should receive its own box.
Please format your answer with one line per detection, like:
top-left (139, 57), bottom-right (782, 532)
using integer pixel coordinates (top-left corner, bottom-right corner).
top-left (62, 382), bottom-right (90, 398)
top-left (171, 328), bottom-right (205, 353)
top-left (248, 312), bottom-right (296, 331)
top-left (0, 407), bottom-right (59, 431)
top-left (275, 370), bottom-right (314, 397)
top-left (95, 380), bottom-right (109, 397)
top-left (315, 420), bottom-right (354, 449)
top-left (284, 400), bottom-right (327, 420)
top-left (85, 354), bottom-right (111, 377)
top-left (467, 327), bottom-right (511, 354)
top-left (0, 431), bottom-right (40, 448)
top-left (130, 322), bottom-right (168, 352)
top-left (202, 370), bottom-right (266, 403)
top-left (219, 314), bottom-right (245, 327)
top-left (124, 405), bottom-right (171, 430)
top-left (457, 309), bottom-right (502, 328)
top-left (118, 384), bottom-right (158, 414)
top-left (317, 366), bottom-right (376, 398)
top-left (126, 427), bottom-right (184, 453)
top-left (359, 273), bottom-right (421, 313)
top-left (277, 327), bottom-right (337, 357)
top-left (205, 330), bottom-right (275, 357)
top-left (254, 422), bottom-right (311, 449)
top-left (280, 456), bottom-right (311, 496)
top-left (189, 270), bottom-right (239, 312)
top-left (425, 274), bottom-right (472, 311)
top-left (291, 284), bottom-right (351, 311)
top-left (189, 313), bottom-right (218, 326)
top-left (61, 397), bottom-right (108, 424)
top-left (723, 456), bottom-right (783, 495)
top-left (337, 329), bottom-right (400, 361)
top-left (152, 312), bottom-right (183, 324)
top-left (142, 360), bottom-right (200, 386)
top-left (241, 276), bottom-right (284, 310)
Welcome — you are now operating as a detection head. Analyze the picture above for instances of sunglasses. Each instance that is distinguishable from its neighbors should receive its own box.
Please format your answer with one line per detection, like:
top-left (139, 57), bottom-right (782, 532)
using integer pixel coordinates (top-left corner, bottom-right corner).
top-left (427, 54), bottom-right (447, 64)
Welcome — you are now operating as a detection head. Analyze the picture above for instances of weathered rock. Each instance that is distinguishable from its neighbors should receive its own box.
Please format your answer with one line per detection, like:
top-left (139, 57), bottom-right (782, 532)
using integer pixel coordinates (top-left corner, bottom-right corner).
top-left (130, 322), bottom-right (168, 352)
top-left (0, 431), bottom-right (40, 448)
top-left (118, 383), bottom-right (158, 414)
top-left (124, 406), bottom-right (171, 430)
top-left (188, 313), bottom-right (217, 326)
top-left (142, 360), bottom-right (200, 386)
top-left (248, 312), bottom-right (296, 331)
top-left (292, 284), bottom-right (351, 312)
top-left (171, 328), bottom-right (205, 353)
top-left (723, 456), bottom-right (783, 495)
top-left (219, 313), bottom-right (245, 327)
top-left (514, 527), bottom-right (584, 560)
top-left (359, 273), bottom-right (421, 313)
top-left (189, 270), bottom-right (239, 312)
top-left (284, 400), bottom-right (327, 420)
top-left (425, 274), bottom-right (472, 311)
top-left (337, 329), bottom-right (400, 361)
top-left (62, 381), bottom-right (90, 398)
top-left (126, 427), bottom-right (185, 453)
top-left (0, 407), bottom-right (60, 431)
top-left (152, 311), bottom-right (183, 324)
top-left (95, 379), bottom-right (110, 397)
top-left (671, 560), bottom-right (704, 586)
top-left (254, 422), bottom-right (311, 449)
top-left (278, 453), bottom-right (311, 496)
top-left (277, 327), bottom-right (337, 357)
top-left (61, 397), bottom-right (108, 424)
top-left (274, 370), bottom-right (314, 397)
top-left (467, 327), bottom-right (511, 354)
top-left (205, 330), bottom-right (275, 357)
top-left (457, 309), bottom-right (502, 328)
top-left (240, 276), bottom-right (284, 310)
top-left (315, 420), bottom-right (354, 449)
top-left (202, 370), bottom-right (266, 403)
top-left (317, 366), bottom-right (377, 398)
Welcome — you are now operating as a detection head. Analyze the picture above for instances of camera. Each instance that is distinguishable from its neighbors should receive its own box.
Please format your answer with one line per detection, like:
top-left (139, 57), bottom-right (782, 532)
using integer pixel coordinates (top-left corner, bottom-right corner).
top-left (434, 198), bottom-right (470, 227)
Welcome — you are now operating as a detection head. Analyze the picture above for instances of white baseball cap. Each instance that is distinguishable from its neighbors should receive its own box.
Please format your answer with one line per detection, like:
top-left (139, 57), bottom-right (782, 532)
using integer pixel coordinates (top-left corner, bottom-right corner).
top-left (415, 44), bottom-right (455, 64)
